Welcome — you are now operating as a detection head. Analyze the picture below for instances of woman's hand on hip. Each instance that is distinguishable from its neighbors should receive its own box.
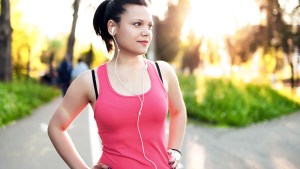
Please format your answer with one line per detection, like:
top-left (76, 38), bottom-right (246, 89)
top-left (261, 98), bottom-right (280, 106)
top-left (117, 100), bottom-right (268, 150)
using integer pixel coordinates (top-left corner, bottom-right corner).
top-left (167, 149), bottom-right (182, 169)
top-left (92, 163), bottom-right (112, 169)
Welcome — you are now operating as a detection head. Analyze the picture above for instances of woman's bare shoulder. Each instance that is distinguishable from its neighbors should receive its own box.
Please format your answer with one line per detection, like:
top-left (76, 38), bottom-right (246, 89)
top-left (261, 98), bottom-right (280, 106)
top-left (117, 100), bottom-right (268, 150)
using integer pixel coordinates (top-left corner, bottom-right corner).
top-left (154, 60), bottom-right (175, 74)
top-left (69, 69), bottom-right (95, 98)
top-left (73, 69), bottom-right (93, 84)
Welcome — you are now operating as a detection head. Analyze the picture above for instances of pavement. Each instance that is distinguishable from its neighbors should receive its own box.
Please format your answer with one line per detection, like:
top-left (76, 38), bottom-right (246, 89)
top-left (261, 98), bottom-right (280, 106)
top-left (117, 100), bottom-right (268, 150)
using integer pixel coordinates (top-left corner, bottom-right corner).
top-left (0, 97), bottom-right (300, 169)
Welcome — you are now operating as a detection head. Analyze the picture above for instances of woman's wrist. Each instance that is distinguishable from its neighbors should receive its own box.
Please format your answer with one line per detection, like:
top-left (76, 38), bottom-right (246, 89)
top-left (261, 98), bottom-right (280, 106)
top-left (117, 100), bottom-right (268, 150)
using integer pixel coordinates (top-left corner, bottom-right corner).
top-left (168, 148), bottom-right (182, 161)
top-left (170, 148), bottom-right (182, 156)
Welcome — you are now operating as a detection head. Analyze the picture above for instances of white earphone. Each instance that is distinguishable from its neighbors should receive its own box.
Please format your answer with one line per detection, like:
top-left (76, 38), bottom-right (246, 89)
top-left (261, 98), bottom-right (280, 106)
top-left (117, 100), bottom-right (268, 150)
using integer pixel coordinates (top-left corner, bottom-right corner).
top-left (111, 27), bottom-right (116, 36)
top-left (144, 57), bottom-right (148, 70)
top-left (112, 31), bottom-right (156, 168)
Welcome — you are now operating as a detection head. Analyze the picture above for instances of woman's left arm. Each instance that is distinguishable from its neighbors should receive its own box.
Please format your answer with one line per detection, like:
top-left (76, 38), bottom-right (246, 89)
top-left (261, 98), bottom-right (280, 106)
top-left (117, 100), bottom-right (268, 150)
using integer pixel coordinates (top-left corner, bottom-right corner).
top-left (158, 61), bottom-right (187, 150)
top-left (166, 66), bottom-right (187, 151)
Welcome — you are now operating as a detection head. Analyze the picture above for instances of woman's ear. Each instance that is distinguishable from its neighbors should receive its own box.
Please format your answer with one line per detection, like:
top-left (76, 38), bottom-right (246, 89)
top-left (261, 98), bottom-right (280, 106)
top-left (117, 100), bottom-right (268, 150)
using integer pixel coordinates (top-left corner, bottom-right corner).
top-left (108, 20), bottom-right (116, 36)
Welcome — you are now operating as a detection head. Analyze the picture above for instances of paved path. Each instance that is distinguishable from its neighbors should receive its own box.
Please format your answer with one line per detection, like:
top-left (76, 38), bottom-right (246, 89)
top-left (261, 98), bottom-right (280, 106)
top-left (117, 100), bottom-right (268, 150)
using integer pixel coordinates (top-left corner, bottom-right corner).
top-left (181, 113), bottom-right (300, 169)
top-left (1, 97), bottom-right (300, 169)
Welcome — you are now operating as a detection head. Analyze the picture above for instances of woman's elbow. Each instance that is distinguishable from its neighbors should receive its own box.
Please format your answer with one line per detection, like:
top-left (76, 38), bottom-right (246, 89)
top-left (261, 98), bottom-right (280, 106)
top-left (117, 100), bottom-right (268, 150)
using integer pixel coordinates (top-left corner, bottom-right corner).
top-left (47, 121), bottom-right (56, 139)
top-left (47, 120), bottom-right (64, 140)
top-left (171, 108), bottom-right (187, 120)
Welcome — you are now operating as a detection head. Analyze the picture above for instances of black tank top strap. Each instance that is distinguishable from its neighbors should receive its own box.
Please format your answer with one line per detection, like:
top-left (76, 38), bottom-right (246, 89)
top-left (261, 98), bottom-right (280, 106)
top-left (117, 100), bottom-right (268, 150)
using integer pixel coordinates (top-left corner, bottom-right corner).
top-left (91, 69), bottom-right (98, 99)
top-left (155, 61), bottom-right (164, 84)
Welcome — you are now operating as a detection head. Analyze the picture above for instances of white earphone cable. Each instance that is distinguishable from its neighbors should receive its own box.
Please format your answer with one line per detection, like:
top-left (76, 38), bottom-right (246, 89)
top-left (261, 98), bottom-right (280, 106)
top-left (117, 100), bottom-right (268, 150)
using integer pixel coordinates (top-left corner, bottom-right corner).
top-left (112, 35), bottom-right (157, 169)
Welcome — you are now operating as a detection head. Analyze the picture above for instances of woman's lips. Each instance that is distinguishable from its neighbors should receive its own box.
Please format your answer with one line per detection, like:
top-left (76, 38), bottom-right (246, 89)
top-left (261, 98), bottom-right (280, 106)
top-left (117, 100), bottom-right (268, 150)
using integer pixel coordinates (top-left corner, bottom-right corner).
top-left (138, 41), bottom-right (149, 46)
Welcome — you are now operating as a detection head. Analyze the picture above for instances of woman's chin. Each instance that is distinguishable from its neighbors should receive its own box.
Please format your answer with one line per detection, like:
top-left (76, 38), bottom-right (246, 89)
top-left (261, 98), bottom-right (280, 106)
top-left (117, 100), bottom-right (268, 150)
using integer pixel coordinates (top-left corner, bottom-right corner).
top-left (135, 49), bottom-right (148, 55)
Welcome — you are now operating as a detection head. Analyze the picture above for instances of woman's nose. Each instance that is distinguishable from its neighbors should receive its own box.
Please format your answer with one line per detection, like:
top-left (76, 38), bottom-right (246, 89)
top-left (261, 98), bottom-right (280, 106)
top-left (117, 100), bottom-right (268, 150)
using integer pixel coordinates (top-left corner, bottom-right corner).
top-left (142, 27), bottom-right (151, 36)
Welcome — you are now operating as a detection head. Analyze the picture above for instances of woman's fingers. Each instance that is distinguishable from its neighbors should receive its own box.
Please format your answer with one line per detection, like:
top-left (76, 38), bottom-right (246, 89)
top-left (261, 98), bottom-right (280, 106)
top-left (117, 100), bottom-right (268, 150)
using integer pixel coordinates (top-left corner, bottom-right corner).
top-left (167, 149), bottom-right (179, 169)
top-left (168, 156), bottom-right (176, 163)
top-left (171, 160), bottom-right (178, 169)
top-left (92, 163), bottom-right (112, 169)
top-left (168, 156), bottom-right (177, 168)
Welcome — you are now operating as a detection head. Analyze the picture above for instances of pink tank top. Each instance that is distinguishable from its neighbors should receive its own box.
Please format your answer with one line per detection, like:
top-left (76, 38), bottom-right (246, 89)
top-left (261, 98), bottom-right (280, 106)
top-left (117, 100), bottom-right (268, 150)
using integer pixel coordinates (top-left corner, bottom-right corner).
top-left (93, 61), bottom-right (171, 168)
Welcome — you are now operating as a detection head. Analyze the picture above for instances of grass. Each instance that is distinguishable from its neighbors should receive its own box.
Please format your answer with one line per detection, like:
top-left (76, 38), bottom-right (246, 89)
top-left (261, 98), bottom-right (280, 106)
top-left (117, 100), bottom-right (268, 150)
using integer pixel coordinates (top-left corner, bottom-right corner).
top-left (1, 74), bottom-right (299, 128)
top-left (0, 79), bottom-right (60, 127)
top-left (179, 74), bottom-right (300, 127)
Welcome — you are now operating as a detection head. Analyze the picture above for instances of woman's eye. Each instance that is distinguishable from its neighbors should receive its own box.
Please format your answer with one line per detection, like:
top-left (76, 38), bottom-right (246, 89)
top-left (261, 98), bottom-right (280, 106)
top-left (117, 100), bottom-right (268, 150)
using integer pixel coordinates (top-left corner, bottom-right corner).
top-left (148, 25), bottom-right (153, 30)
top-left (133, 22), bottom-right (141, 26)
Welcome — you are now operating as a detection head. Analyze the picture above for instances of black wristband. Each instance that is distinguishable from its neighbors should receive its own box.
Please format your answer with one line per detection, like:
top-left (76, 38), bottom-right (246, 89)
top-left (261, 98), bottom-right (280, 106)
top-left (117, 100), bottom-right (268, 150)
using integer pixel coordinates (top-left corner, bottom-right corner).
top-left (171, 148), bottom-right (182, 155)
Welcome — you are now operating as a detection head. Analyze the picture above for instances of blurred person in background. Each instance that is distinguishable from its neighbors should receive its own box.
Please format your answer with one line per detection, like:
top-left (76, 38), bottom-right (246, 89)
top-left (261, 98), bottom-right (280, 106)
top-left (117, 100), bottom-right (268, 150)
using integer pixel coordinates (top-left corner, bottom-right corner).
top-left (71, 58), bottom-right (89, 80)
top-left (48, 0), bottom-right (187, 168)
top-left (56, 56), bottom-right (72, 96)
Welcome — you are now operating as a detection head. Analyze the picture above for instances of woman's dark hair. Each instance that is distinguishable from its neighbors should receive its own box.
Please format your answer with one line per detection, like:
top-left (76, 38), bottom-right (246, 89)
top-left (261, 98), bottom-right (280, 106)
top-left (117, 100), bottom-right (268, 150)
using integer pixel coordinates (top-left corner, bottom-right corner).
top-left (93, 0), bottom-right (149, 52)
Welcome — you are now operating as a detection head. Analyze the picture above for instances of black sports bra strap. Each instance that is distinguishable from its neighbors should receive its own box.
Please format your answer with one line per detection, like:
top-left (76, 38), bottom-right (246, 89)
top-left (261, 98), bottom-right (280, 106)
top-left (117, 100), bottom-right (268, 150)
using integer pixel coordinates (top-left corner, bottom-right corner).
top-left (91, 69), bottom-right (98, 99)
top-left (155, 61), bottom-right (164, 84)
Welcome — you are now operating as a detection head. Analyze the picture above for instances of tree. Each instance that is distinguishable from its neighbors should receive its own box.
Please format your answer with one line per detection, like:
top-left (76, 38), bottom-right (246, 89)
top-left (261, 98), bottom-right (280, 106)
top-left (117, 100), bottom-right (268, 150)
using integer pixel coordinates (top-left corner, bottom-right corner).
top-left (0, 0), bottom-right (12, 82)
top-left (256, 0), bottom-right (300, 91)
top-left (226, 0), bottom-right (300, 91)
top-left (181, 31), bottom-right (202, 73)
top-left (155, 0), bottom-right (190, 62)
top-left (66, 0), bottom-right (80, 63)
top-left (225, 25), bottom-right (262, 66)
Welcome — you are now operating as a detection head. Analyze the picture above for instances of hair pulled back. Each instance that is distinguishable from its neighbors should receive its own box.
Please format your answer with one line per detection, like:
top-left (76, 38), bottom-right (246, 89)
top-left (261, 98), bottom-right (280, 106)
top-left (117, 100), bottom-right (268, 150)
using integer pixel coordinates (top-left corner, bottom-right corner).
top-left (93, 0), bottom-right (149, 52)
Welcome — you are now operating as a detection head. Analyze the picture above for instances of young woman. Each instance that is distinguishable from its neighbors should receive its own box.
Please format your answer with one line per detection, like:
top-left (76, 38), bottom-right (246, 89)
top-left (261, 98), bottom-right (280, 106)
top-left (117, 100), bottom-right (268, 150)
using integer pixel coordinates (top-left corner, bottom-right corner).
top-left (48, 0), bottom-right (187, 168)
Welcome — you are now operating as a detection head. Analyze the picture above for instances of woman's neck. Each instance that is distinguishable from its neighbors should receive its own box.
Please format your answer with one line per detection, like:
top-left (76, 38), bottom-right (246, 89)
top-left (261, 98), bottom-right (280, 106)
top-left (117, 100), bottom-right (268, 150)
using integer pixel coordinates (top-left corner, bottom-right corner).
top-left (111, 51), bottom-right (145, 67)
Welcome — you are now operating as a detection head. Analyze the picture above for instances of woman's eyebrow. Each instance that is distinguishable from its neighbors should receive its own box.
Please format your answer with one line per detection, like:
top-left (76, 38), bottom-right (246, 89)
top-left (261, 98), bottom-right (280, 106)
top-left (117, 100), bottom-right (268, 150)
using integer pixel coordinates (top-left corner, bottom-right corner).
top-left (131, 19), bottom-right (144, 22)
top-left (131, 19), bottom-right (153, 23)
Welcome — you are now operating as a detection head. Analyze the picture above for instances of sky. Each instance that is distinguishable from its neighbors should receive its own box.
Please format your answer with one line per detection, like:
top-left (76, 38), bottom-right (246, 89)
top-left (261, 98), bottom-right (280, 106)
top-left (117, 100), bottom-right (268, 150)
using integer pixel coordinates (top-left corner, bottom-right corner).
top-left (181, 0), bottom-right (261, 39)
top-left (17, 0), bottom-right (167, 37)
top-left (16, 0), bottom-right (298, 46)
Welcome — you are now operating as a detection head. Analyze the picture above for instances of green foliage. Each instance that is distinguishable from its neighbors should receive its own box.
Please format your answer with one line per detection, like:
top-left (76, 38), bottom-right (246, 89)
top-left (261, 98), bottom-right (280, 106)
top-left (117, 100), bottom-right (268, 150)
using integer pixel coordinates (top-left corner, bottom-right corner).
top-left (0, 79), bottom-right (60, 127)
top-left (179, 74), bottom-right (300, 127)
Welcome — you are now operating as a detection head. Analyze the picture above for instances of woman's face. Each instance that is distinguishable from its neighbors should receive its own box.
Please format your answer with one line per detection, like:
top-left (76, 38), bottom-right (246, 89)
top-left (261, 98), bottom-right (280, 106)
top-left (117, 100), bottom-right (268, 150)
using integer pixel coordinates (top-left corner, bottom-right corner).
top-left (115, 4), bottom-right (153, 55)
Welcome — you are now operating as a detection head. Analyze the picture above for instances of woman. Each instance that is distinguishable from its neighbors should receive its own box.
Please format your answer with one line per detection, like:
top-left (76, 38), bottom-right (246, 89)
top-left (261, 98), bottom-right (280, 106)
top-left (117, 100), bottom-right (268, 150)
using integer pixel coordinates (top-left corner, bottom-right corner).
top-left (48, 0), bottom-right (187, 168)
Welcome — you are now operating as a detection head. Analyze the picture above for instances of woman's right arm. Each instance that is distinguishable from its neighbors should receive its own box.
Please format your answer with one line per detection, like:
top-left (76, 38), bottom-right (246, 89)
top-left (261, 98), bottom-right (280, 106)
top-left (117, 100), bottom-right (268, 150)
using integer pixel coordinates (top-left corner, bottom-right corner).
top-left (48, 70), bottom-right (95, 169)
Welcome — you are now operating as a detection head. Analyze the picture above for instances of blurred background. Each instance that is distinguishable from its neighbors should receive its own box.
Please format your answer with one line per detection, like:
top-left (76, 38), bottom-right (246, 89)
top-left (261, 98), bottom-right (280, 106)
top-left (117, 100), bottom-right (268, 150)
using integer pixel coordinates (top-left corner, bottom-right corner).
top-left (1, 0), bottom-right (300, 127)
top-left (0, 0), bottom-right (300, 168)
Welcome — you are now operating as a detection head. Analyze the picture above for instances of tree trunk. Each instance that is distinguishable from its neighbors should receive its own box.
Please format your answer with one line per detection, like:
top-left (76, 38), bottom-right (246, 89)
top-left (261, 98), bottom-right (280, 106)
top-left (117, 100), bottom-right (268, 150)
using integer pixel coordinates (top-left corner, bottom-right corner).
top-left (286, 53), bottom-right (296, 93)
top-left (49, 51), bottom-right (55, 84)
top-left (0, 0), bottom-right (12, 82)
top-left (290, 63), bottom-right (295, 91)
top-left (66, 0), bottom-right (80, 64)
top-left (26, 48), bottom-right (31, 79)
